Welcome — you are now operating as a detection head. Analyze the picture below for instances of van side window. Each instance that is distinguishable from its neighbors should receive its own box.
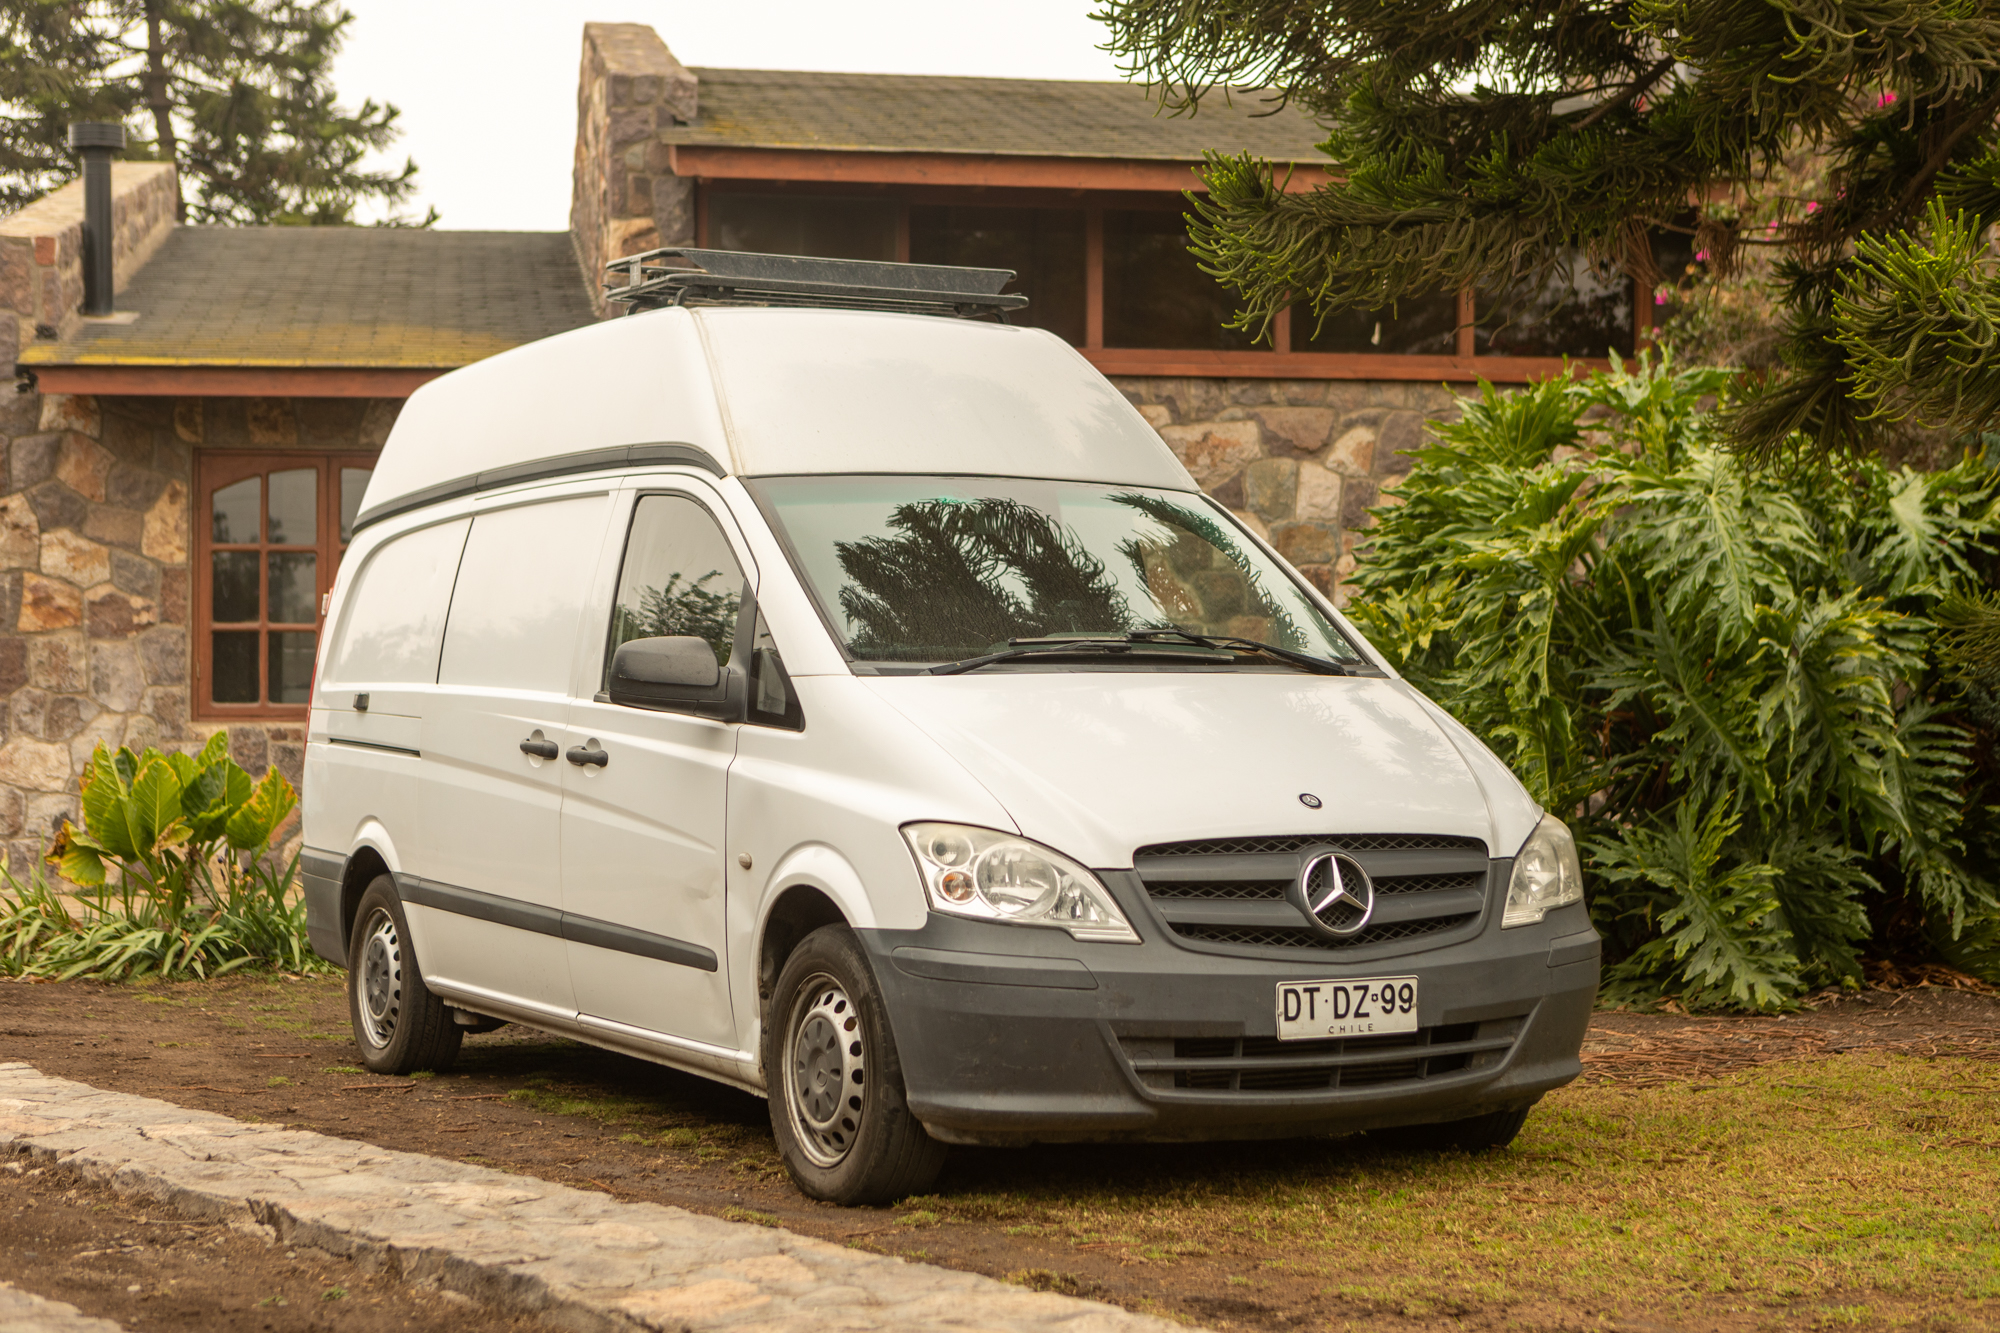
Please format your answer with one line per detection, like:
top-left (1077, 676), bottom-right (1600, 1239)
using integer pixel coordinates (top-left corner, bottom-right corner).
top-left (324, 518), bottom-right (469, 688)
top-left (606, 495), bottom-right (748, 686)
top-left (438, 495), bottom-right (608, 693)
top-left (605, 495), bottom-right (803, 730)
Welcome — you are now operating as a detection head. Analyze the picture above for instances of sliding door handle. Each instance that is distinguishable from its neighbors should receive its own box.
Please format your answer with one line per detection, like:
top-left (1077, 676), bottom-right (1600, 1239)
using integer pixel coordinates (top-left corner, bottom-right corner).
top-left (566, 744), bottom-right (609, 768)
top-left (518, 738), bottom-right (559, 760)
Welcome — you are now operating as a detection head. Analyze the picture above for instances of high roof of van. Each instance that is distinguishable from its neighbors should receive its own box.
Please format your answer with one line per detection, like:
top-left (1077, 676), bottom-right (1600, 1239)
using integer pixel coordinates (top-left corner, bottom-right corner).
top-left (356, 306), bottom-right (1198, 529)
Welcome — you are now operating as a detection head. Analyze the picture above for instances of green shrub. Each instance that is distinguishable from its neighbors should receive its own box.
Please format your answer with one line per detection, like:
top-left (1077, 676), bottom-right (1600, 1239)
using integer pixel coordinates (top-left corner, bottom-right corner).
top-left (1348, 353), bottom-right (2000, 1009)
top-left (0, 732), bottom-right (325, 980)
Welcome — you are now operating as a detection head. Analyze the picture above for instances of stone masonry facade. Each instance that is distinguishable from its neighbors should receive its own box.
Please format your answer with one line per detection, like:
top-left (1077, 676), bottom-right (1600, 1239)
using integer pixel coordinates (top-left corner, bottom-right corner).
top-left (1114, 375), bottom-right (1465, 605)
top-left (0, 388), bottom-right (399, 875)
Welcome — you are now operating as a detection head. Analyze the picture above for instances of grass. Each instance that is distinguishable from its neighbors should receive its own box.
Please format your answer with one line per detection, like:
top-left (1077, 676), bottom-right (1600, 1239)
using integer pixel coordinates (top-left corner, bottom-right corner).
top-left (895, 1055), bottom-right (1999, 1325)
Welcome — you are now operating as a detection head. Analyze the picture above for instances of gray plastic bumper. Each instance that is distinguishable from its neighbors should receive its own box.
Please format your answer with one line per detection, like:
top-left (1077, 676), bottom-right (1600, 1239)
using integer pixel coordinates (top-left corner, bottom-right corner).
top-left (858, 867), bottom-right (1599, 1145)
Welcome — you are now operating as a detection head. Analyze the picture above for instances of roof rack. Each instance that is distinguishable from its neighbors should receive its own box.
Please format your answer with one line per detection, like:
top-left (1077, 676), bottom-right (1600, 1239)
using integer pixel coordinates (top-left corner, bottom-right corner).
top-left (604, 248), bottom-right (1029, 319)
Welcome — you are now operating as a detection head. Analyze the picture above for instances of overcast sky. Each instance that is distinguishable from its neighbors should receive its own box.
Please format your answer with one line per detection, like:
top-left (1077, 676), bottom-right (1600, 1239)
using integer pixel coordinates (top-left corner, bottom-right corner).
top-left (332, 1), bottom-right (1130, 231)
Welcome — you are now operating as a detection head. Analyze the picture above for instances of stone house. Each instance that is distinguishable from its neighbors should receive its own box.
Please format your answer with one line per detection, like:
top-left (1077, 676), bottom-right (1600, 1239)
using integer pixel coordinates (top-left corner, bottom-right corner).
top-left (0, 21), bottom-right (1647, 871)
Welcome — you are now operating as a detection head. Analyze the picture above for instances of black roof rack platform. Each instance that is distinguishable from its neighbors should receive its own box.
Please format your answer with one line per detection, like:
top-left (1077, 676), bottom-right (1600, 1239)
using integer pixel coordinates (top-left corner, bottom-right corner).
top-left (604, 248), bottom-right (1029, 319)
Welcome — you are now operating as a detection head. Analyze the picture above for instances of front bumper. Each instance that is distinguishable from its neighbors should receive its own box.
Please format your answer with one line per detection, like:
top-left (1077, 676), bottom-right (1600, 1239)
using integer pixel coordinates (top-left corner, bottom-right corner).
top-left (859, 868), bottom-right (1598, 1145)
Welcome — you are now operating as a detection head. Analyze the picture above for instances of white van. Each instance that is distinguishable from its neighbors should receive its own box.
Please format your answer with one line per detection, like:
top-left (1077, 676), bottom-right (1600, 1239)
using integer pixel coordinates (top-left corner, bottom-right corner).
top-left (301, 251), bottom-right (1599, 1205)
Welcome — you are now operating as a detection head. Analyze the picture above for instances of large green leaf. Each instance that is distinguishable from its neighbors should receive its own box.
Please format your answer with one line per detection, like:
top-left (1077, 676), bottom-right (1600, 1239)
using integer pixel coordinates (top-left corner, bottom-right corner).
top-left (224, 768), bottom-right (298, 852)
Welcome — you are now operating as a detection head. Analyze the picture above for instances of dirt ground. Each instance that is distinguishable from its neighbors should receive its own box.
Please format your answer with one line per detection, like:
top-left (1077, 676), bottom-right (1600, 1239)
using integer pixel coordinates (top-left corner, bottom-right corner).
top-left (1, 1158), bottom-right (545, 1333)
top-left (1, 974), bottom-right (1996, 1333)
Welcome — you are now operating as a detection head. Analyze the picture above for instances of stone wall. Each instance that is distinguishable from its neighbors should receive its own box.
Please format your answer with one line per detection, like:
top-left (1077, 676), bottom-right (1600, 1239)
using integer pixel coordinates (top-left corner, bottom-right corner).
top-left (0, 162), bottom-right (177, 354)
top-left (1113, 376), bottom-right (1467, 606)
top-left (0, 389), bottom-right (399, 875)
top-left (570, 22), bottom-right (699, 315)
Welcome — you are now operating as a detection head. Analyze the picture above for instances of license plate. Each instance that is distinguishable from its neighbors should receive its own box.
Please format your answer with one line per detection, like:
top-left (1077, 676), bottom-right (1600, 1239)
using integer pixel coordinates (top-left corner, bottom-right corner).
top-left (1276, 976), bottom-right (1420, 1040)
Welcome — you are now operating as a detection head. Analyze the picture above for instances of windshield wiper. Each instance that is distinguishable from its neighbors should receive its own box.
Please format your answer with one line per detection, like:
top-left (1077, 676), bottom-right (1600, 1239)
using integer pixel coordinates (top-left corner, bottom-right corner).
top-left (926, 636), bottom-right (1234, 676)
top-left (926, 631), bottom-right (1350, 677)
top-left (1124, 628), bottom-right (1351, 676)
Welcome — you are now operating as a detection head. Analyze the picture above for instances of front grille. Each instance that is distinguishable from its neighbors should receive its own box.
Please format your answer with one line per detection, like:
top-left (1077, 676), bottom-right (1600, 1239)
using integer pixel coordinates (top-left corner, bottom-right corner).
top-left (1119, 1020), bottom-right (1521, 1094)
top-left (1134, 833), bottom-right (1491, 956)
top-left (1173, 915), bottom-right (1478, 951)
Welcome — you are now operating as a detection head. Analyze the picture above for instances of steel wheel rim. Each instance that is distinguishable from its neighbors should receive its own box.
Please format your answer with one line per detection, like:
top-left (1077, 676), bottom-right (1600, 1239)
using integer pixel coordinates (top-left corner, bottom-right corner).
top-left (783, 972), bottom-right (866, 1168)
top-left (357, 908), bottom-right (403, 1050)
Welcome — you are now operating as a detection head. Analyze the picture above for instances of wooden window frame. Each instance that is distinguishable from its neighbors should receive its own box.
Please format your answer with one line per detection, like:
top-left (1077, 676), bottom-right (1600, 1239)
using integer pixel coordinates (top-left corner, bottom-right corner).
top-left (192, 451), bottom-right (377, 722)
top-left (691, 179), bottom-right (1643, 382)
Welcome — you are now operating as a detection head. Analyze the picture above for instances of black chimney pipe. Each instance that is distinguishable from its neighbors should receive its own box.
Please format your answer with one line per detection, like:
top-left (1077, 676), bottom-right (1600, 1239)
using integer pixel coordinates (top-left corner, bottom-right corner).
top-left (67, 122), bottom-right (126, 317)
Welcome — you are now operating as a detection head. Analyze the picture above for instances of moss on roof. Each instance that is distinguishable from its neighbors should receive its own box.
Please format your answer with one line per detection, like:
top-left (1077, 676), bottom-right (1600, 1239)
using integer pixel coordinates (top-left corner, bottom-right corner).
top-left (21, 227), bottom-right (594, 369)
top-left (675, 68), bottom-right (1328, 161)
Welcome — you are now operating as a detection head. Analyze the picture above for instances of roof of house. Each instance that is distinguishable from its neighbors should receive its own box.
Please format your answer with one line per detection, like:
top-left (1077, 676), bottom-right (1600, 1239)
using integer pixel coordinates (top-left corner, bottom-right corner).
top-left (672, 69), bottom-right (1328, 162)
top-left (20, 227), bottom-right (595, 369)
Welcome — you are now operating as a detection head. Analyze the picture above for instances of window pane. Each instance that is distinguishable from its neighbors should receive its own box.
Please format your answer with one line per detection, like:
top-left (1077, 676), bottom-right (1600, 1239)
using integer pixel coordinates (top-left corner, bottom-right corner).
top-left (268, 551), bottom-right (317, 624)
top-left (340, 468), bottom-right (373, 544)
top-left (909, 206), bottom-right (1086, 346)
top-left (267, 631), bottom-right (317, 705)
top-left (437, 496), bottom-right (610, 693)
top-left (211, 477), bottom-right (259, 544)
top-left (1103, 210), bottom-right (1261, 351)
top-left (710, 193), bottom-right (897, 262)
top-left (1293, 291), bottom-right (1459, 355)
top-left (267, 467), bottom-right (317, 545)
top-left (212, 551), bottom-right (259, 622)
top-left (1477, 253), bottom-right (1634, 357)
top-left (212, 631), bottom-right (260, 703)
top-left (608, 495), bottom-right (746, 682)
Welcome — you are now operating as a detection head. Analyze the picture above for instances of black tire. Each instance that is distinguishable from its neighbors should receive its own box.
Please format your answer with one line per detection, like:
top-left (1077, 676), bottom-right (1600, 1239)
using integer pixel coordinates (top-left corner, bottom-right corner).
top-left (763, 924), bottom-right (946, 1205)
top-left (1369, 1103), bottom-right (1534, 1153)
top-left (346, 876), bottom-right (462, 1075)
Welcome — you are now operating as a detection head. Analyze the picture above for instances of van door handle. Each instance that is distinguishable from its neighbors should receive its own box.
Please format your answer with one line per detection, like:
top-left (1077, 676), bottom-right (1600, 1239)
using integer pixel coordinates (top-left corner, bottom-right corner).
top-left (565, 744), bottom-right (608, 768)
top-left (518, 738), bottom-right (559, 760)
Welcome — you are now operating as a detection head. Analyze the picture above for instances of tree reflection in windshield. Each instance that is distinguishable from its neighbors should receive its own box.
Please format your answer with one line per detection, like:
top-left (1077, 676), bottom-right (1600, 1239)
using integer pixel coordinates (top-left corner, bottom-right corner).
top-left (835, 498), bottom-right (1133, 659)
top-left (829, 493), bottom-right (1309, 661)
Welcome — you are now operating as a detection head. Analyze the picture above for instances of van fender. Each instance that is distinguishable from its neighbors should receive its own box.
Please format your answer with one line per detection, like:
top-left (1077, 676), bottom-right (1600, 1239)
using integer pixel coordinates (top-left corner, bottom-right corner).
top-left (340, 819), bottom-right (412, 957)
top-left (756, 841), bottom-right (877, 934)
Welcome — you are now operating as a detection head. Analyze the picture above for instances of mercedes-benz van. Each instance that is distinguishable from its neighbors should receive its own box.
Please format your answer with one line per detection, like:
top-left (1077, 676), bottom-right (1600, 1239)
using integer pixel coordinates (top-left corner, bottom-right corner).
top-left (300, 250), bottom-right (1599, 1205)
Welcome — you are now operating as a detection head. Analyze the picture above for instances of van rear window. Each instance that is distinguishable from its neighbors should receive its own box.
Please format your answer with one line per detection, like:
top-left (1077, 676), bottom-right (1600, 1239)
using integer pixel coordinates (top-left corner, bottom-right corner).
top-left (747, 476), bottom-right (1366, 670)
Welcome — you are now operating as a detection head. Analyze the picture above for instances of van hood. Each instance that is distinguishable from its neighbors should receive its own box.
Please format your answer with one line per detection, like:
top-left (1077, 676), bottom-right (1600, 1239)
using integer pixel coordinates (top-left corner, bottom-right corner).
top-left (862, 673), bottom-right (1540, 869)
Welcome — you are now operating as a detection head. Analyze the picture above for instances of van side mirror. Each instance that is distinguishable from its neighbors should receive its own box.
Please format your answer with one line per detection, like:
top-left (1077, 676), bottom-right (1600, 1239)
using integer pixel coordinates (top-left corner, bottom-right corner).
top-left (612, 636), bottom-right (719, 689)
top-left (608, 636), bottom-right (745, 720)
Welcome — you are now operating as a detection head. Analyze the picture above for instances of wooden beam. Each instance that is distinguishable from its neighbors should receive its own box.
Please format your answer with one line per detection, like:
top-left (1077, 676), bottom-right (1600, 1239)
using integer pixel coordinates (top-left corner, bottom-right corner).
top-left (671, 145), bottom-right (1332, 194)
top-left (1083, 348), bottom-right (1612, 383)
top-left (24, 365), bottom-right (448, 397)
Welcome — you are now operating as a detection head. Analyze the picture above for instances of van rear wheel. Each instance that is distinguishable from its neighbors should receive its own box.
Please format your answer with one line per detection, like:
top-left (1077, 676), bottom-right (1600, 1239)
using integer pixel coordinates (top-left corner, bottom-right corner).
top-left (347, 876), bottom-right (462, 1075)
top-left (764, 925), bottom-right (945, 1205)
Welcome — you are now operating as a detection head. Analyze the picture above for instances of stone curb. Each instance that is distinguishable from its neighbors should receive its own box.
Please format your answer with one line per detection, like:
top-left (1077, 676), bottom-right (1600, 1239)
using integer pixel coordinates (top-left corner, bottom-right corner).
top-left (0, 1063), bottom-right (1193, 1333)
top-left (0, 1281), bottom-right (126, 1333)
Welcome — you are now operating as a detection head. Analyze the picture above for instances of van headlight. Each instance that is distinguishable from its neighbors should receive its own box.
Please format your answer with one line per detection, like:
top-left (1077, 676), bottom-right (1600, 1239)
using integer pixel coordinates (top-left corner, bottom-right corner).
top-left (1502, 814), bottom-right (1585, 927)
top-left (901, 823), bottom-right (1140, 944)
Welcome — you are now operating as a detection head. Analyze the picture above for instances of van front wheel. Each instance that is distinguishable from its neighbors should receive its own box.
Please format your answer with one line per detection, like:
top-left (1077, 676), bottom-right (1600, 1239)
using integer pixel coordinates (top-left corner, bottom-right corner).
top-left (347, 877), bottom-right (462, 1075)
top-left (764, 925), bottom-right (945, 1205)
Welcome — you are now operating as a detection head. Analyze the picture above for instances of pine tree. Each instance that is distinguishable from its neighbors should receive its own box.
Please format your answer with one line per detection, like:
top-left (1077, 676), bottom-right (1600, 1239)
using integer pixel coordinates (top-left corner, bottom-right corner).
top-left (1094, 0), bottom-right (2000, 460)
top-left (0, 0), bottom-right (429, 225)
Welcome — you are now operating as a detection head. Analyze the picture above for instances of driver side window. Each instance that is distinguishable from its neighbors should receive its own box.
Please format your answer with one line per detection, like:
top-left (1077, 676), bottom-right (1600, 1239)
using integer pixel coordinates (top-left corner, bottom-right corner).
top-left (605, 493), bottom-right (803, 729)
top-left (605, 494), bottom-right (746, 689)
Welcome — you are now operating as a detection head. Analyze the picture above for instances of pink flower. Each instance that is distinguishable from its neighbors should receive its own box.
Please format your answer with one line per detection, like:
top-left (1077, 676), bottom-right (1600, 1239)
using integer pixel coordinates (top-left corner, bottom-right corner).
top-left (1695, 249), bottom-right (1709, 260)
top-left (1877, 91), bottom-right (1898, 107)
top-left (1655, 293), bottom-right (1669, 305)
top-left (1806, 201), bottom-right (1819, 213)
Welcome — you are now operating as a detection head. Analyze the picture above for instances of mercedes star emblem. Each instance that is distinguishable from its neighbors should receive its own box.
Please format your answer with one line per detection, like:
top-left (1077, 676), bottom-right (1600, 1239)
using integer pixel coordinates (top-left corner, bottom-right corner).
top-left (1291, 850), bottom-right (1376, 938)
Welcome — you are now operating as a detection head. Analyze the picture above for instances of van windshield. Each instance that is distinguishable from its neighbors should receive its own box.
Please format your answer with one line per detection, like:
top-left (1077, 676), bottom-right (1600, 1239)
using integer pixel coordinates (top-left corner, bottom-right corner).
top-left (746, 476), bottom-right (1368, 671)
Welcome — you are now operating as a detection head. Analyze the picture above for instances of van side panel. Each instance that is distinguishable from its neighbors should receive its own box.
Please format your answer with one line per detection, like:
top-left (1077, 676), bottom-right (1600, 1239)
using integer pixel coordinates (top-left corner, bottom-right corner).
top-left (415, 492), bottom-right (610, 1016)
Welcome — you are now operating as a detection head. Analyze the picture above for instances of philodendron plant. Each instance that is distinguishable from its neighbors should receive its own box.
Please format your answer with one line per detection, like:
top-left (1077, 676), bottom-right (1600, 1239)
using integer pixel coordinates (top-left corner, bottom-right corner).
top-left (2, 732), bottom-right (313, 980)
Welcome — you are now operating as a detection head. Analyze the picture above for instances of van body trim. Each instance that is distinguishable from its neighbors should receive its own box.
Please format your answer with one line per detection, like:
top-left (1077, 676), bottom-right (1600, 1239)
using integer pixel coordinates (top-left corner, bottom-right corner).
top-left (352, 442), bottom-right (726, 534)
top-left (394, 873), bottom-right (718, 973)
top-left (397, 874), bottom-right (562, 936)
top-left (561, 912), bottom-right (719, 972)
top-left (327, 736), bottom-right (421, 758)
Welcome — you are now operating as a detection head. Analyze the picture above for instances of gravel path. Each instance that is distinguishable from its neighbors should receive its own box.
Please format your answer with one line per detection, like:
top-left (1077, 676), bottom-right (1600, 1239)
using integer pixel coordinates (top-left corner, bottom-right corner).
top-left (0, 1062), bottom-right (1188, 1333)
top-left (0, 1282), bottom-right (125, 1333)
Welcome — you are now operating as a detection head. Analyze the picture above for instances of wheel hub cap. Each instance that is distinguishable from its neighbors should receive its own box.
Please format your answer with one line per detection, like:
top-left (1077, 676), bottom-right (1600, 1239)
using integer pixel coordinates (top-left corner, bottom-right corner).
top-left (358, 910), bottom-right (403, 1050)
top-left (785, 976), bottom-right (865, 1168)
